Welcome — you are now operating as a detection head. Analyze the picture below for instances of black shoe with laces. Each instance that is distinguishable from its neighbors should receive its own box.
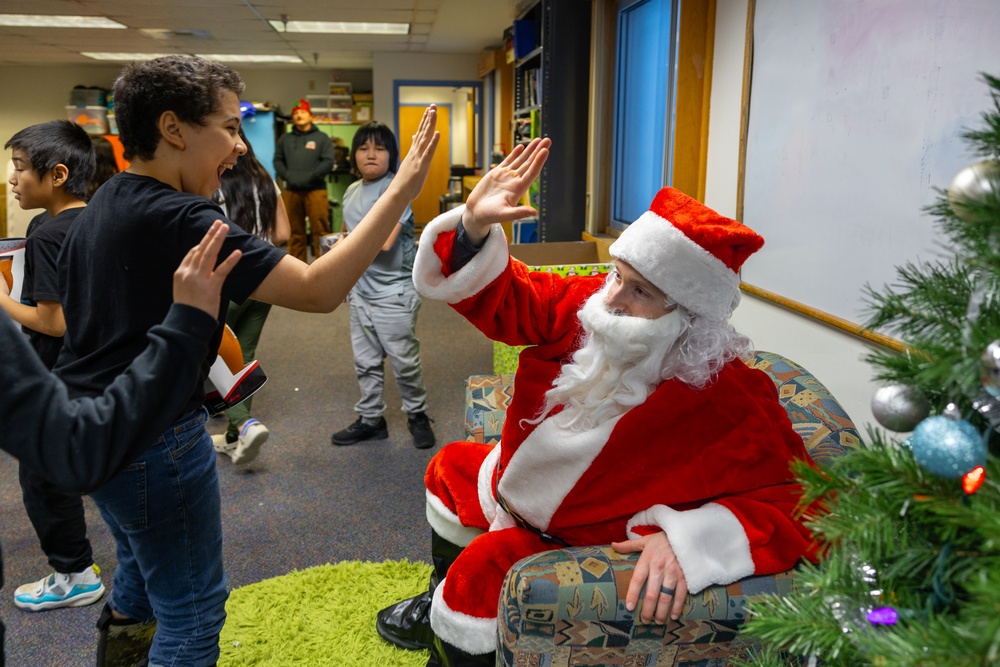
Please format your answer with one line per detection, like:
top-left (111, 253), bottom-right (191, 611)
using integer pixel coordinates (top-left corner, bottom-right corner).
top-left (331, 416), bottom-right (388, 446)
top-left (407, 412), bottom-right (437, 449)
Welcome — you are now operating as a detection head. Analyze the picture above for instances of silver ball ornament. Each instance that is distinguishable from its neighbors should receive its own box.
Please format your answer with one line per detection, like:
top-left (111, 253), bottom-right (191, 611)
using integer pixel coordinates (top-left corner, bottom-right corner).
top-left (948, 160), bottom-right (1000, 220)
top-left (982, 340), bottom-right (1000, 399)
top-left (871, 384), bottom-right (930, 432)
top-left (909, 416), bottom-right (986, 478)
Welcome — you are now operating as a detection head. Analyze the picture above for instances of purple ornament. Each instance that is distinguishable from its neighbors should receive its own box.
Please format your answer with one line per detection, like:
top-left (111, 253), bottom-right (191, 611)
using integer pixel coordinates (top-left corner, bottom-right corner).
top-left (866, 607), bottom-right (899, 625)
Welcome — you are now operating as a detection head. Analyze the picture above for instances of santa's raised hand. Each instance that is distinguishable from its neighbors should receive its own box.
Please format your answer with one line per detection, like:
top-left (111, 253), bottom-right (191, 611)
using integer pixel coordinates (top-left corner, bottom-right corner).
top-left (462, 137), bottom-right (551, 244)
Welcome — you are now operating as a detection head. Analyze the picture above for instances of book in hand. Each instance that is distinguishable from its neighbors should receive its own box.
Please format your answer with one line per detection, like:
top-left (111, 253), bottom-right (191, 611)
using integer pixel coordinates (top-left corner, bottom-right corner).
top-left (204, 323), bottom-right (267, 416)
top-left (0, 238), bottom-right (27, 303)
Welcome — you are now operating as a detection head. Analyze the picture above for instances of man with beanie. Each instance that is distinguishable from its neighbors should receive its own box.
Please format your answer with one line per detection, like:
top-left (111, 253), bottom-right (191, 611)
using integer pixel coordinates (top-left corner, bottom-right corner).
top-left (376, 138), bottom-right (816, 665)
top-left (274, 99), bottom-right (334, 261)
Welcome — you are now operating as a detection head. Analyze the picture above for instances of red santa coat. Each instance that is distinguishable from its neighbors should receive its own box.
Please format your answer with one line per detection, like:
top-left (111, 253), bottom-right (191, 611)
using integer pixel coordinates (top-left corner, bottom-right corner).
top-left (413, 208), bottom-right (815, 653)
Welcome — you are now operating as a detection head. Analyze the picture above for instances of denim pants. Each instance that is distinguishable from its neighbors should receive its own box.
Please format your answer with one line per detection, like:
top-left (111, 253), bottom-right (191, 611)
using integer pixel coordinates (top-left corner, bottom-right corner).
top-left (90, 408), bottom-right (228, 667)
top-left (348, 288), bottom-right (428, 419)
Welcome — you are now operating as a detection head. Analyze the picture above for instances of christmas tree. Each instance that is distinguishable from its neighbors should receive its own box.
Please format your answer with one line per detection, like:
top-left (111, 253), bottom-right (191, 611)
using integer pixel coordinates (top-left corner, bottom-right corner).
top-left (738, 73), bottom-right (1000, 667)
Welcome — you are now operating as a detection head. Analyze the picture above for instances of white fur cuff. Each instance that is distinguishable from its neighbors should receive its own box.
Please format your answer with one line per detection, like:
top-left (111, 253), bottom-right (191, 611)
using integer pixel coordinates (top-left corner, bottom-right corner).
top-left (627, 503), bottom-right (754, 594)
top-left (412, 205), bottom-right (510, 304)
top-left (430, 580), bottom-right (498, 654)
top-left (425, 490), bottom-right (482, 548)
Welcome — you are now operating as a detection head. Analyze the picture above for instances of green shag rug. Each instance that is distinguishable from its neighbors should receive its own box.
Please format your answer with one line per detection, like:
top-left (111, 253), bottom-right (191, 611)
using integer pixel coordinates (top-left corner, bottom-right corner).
top-left (218, 559), bottom-right (433, 666)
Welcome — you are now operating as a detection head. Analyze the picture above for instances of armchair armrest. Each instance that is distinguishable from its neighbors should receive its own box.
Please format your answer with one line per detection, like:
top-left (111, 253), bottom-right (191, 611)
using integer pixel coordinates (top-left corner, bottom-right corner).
top-left (498, 545), bottom-right (795, 665)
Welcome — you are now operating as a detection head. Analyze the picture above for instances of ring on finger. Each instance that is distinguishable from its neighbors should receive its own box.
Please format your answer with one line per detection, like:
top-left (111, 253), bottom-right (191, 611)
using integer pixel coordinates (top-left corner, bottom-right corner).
top-left (660, 586), bottom-right (675, 597)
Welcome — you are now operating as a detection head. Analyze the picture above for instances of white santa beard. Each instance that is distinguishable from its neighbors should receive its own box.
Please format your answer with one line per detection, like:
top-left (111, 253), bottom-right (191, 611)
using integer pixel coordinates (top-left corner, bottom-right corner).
top-left (537, 284), bottom-right (684, 431)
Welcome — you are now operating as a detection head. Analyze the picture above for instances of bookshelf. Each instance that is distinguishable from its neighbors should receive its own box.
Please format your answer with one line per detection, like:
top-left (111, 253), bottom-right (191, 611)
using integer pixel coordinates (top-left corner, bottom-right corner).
top-left (510, 0), bottom-right (592, 242)
top-left (307, 82), bottom-right (354, 125)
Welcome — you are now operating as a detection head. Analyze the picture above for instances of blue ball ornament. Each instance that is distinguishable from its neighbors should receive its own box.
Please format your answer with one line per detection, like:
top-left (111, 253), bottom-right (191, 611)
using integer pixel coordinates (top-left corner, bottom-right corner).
top-left (909, 416), bottom-right (987, 478)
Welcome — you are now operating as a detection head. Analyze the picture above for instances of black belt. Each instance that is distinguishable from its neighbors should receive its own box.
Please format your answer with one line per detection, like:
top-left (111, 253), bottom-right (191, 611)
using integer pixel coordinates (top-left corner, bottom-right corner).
top-left (493, 469), bottom-right (570, 547)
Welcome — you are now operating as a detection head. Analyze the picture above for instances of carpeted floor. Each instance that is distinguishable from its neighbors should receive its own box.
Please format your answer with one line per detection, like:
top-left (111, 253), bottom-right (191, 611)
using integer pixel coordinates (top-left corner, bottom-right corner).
top-left (219, 559), bottom-right (433, 666)
top-left (0, 295), bottom-right (492, 666)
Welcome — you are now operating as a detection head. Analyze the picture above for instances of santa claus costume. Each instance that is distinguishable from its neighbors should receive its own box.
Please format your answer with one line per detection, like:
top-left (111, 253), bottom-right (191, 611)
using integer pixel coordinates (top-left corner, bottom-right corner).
top-left (407, 187), bottom-right (816, 657)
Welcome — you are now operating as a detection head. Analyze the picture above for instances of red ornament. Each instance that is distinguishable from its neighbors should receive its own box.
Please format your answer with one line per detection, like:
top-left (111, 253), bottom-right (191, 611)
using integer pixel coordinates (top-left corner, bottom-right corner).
top-left (962, 466), bottom-right (986, 494)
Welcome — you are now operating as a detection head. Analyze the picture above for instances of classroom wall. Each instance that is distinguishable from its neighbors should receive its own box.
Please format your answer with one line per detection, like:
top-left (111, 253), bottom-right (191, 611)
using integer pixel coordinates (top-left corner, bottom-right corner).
top-left (704, 0), bottom-right (881, 433)
top-left (372, 52), bottom-right (480, 138)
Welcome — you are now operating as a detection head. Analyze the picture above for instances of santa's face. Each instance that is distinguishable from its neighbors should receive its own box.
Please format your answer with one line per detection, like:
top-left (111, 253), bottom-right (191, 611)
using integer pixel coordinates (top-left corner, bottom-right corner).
top-left (604, 260), bottom-right (674, 320)
top-left (534, 282), bottom-right (685, 431)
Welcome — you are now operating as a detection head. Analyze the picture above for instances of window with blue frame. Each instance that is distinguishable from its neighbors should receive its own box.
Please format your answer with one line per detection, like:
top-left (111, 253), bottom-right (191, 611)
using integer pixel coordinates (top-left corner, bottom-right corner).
top-left (611, 0), bottom-right (678, 230)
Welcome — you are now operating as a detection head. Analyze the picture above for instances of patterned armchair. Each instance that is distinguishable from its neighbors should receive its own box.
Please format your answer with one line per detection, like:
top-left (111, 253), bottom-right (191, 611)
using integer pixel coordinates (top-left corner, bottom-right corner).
top-left (463, 352), bottom-right (861, 667)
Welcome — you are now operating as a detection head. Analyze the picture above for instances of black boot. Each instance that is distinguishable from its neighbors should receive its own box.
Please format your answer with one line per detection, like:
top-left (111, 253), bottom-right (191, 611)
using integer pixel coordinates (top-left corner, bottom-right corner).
top-left (376, 531), bottom-right (463, 650)
top-left (95, 602), bottom-right (157, 667)
top-left (427, 635), bottom-right (495, 667)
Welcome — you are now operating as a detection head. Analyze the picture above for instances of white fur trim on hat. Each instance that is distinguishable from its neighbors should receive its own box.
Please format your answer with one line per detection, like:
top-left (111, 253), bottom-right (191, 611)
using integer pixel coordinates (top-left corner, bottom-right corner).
top-left (412, 205), bottom-right (510, 304)
top-left (430, 580), bottom-right (498, 654)
top-left (610, 211), bottom-right (741, 320)
top-left (627, 503), bottom-right (754, 594)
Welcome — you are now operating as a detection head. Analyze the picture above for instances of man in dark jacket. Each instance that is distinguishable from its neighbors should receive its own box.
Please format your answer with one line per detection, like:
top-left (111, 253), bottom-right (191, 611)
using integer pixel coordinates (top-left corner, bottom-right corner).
top-left (274, 99), bottom-right (334, 261)
top-left (0, 221), bottom-right (240, 665)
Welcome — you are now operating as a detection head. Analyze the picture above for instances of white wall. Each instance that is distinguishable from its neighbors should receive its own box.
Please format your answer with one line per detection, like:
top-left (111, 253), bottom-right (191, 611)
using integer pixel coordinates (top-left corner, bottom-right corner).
top-left (372, 52), bottom-right (480, 138)
top-left (705, 0), bottom-right (880, 434)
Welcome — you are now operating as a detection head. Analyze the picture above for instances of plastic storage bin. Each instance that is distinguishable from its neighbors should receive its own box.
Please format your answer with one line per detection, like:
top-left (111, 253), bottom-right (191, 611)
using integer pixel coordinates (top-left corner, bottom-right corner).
top-left (66, 106), bottom-right (109, 135)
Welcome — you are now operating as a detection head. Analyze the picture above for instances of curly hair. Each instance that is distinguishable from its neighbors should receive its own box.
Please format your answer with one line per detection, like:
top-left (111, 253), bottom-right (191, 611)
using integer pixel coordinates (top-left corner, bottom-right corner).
top-left (112, 55), bottom-right (244, 161)
top-left (659, 309), bottom-right (755, 389)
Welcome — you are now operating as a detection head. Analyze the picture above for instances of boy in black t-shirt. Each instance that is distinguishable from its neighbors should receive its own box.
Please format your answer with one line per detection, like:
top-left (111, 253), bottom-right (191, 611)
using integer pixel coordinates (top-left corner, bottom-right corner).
top-left (0, 220), bottom-right (240, 663)
top-left (2, 120), bottom-right (107, 613)
top-left (55, 55), bottom-right (439, 666)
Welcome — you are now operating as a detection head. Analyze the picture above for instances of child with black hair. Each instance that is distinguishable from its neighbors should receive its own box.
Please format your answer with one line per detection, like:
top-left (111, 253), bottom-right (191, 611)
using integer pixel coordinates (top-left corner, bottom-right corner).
top-left (330, 121), bottom-right (436, 450)
top-left (210, 125), bottom-right (291, 463)
top-left (87, 135), bottom-right (120, 201)
top-left (54, 55), bottom-right (438, 666)
top-left (2, 119), bottom-right (105, 613)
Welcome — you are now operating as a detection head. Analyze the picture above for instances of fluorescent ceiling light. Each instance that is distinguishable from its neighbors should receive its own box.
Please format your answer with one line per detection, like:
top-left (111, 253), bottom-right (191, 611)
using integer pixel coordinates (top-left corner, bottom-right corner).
top-left (82, 52), bottom-right (175, 61)
top-left (269, 20), bottom-right (409, 35)
top-left (0, 14), bottom-right (126, 29)
top-left (198, 54), bottom-right (303, 63)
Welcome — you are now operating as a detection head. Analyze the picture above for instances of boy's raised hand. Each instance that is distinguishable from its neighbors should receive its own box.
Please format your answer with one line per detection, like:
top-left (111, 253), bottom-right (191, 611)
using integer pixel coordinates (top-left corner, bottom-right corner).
top-left (462, 137), bottom-right (551, 243)
top-left (173, 220), bottom-right (242, 316)
top-left (394, 105), bottom-right (441, 201)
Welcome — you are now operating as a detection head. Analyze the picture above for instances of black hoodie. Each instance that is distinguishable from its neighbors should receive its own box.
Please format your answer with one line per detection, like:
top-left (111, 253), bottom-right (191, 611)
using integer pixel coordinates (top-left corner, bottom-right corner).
top-left (273, 124), bottom-right (335, 191)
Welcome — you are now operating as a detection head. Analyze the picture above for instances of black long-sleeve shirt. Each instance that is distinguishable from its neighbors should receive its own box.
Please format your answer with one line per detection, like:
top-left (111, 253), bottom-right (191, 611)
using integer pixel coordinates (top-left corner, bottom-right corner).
top-left (0, 303), bottom-right (216, 598)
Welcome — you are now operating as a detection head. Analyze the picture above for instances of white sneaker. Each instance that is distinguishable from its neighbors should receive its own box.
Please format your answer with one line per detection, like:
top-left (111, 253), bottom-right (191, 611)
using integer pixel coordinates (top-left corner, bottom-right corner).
top-left (212, 433), bottom-right (236, 458)
top-left (231, 419), bottom-right (269, 464)
top-left (14, 564), bottom-right (105, 611)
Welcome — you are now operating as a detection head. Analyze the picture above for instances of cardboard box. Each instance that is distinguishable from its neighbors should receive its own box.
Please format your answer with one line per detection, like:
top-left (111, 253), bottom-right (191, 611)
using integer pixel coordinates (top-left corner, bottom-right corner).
top-left (352, 104), bottom-right (373, 124)
top-left (509, 241), bottom-right (601, 266)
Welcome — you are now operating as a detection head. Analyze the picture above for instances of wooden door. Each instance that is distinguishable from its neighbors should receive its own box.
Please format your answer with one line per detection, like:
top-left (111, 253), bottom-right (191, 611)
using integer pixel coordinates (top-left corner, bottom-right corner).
top-left (400, 105), bottom-right (451, 226)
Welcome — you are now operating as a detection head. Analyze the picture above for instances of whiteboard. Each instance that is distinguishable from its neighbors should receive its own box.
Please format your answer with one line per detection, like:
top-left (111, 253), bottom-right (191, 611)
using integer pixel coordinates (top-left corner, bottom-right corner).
top-left (742, 0), bottom-right (1000, 325)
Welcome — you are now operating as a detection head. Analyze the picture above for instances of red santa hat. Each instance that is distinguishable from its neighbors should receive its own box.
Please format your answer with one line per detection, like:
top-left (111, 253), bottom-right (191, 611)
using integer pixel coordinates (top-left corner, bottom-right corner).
top-left (291, 98), bottom-right (311, 114)
top-left (609, 187), bottom-right (764, 320)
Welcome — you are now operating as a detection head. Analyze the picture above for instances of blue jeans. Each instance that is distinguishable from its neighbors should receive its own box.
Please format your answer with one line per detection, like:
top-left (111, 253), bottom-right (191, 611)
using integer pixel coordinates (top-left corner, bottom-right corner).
top-left (90, 408), bottom-right (228, 666)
